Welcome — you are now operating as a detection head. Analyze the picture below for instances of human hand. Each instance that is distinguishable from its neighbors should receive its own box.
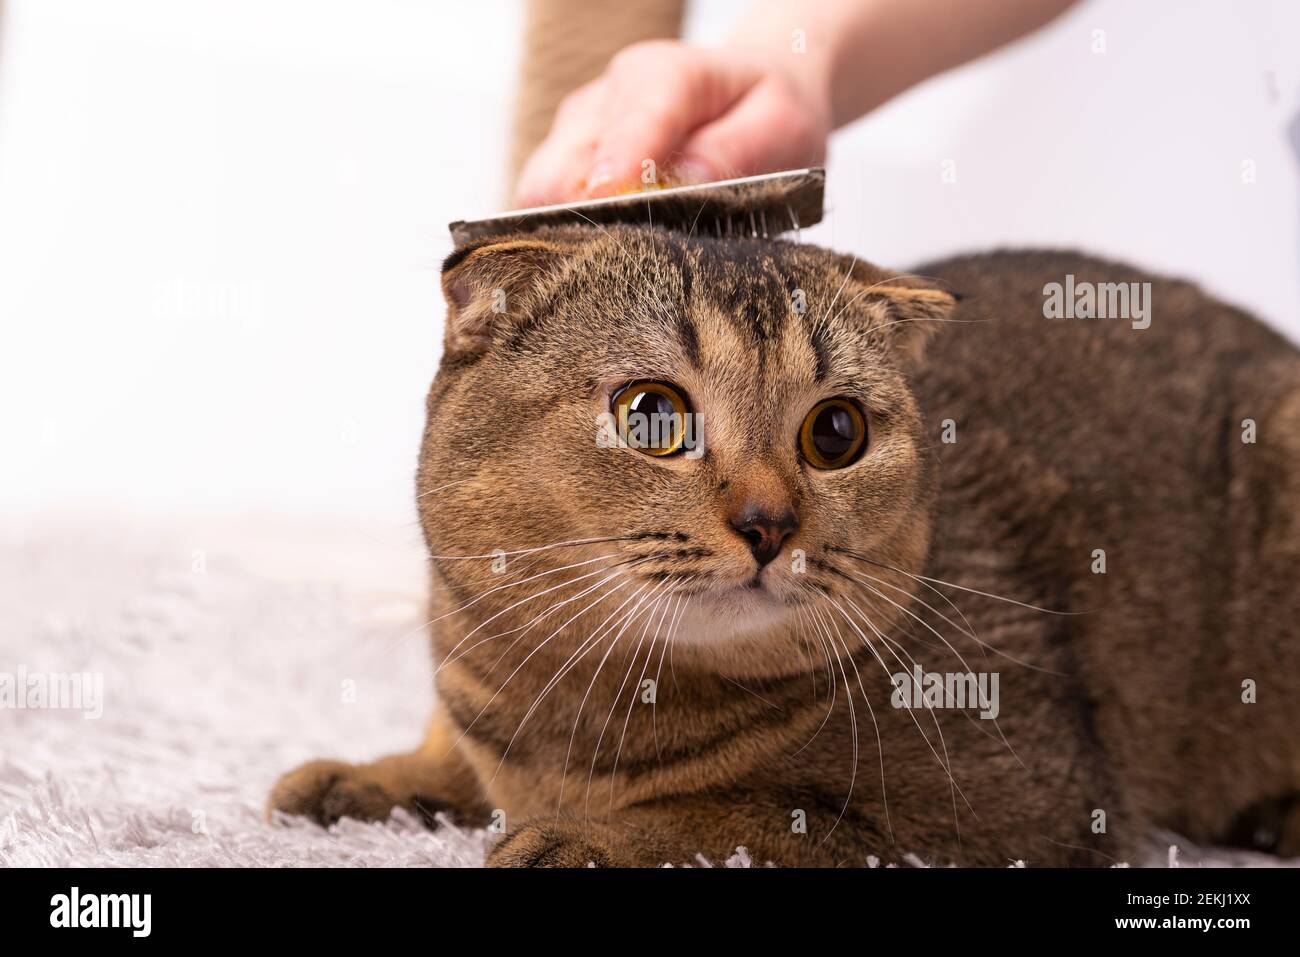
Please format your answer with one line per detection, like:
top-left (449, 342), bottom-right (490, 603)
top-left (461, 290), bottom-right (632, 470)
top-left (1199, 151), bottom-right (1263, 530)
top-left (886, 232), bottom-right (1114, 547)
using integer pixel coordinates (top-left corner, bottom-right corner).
top-left (513, 39), bottom-right (831, 208)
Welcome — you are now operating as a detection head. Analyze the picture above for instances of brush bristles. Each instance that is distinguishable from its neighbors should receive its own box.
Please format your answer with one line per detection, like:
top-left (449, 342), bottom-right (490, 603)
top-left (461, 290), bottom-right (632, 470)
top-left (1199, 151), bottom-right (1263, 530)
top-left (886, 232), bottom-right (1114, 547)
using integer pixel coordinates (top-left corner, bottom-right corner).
top-left (449, 168), bottom-right (824, 246)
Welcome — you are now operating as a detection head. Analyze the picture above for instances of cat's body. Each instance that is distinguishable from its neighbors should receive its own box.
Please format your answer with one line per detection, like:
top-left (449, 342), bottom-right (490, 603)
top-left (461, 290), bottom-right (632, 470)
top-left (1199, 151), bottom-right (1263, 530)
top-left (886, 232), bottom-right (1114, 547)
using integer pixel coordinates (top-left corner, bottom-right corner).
top-left (270, 229), bottom-right (1300, 866)
top-left (916, 250), bottom-right (1300, 861)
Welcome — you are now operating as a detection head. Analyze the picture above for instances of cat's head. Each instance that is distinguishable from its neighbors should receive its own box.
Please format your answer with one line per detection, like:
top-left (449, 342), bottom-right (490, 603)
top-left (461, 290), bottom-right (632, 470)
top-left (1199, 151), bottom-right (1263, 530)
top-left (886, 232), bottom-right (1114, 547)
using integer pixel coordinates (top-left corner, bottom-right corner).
top-left (418, 225), bottom-right (955, 667)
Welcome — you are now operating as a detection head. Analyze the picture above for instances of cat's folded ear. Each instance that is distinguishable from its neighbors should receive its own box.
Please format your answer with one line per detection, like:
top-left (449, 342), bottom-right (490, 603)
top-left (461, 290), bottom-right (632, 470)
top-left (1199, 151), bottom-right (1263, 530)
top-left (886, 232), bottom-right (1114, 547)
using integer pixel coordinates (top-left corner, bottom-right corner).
top-left (847, 268), bottom-right (962, 366)
top-left (440, 235), bottom-right (579, 354)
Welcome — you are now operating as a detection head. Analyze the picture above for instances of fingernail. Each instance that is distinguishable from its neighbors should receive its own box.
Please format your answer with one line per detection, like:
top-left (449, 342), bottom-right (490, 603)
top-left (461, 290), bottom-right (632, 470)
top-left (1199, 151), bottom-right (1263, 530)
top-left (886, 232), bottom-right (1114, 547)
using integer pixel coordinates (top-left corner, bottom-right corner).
top-left (584, 163), bottom-right (615, 195)
top-left (674, 159), bottom-right (716, 186)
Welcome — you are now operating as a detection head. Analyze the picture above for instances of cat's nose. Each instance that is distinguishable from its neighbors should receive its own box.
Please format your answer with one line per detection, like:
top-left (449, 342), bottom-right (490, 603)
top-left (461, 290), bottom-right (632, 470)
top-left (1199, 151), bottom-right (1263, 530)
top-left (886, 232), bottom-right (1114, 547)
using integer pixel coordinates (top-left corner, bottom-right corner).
top-left (728, 505), bottom-right (799, 568)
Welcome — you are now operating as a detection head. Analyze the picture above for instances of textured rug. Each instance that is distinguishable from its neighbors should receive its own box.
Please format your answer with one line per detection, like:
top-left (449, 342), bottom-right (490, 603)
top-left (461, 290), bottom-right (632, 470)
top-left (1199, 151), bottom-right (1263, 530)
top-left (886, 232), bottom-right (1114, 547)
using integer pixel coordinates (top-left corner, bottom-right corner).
top-left (1, 514), bottom-right (1293, 868)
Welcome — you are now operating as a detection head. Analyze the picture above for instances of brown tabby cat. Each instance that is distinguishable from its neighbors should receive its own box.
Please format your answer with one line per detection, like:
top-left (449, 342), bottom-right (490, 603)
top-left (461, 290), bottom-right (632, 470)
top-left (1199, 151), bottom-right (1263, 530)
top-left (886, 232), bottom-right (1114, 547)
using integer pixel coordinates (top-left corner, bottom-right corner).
top-left (269, 224), bottom-right (1300, 866)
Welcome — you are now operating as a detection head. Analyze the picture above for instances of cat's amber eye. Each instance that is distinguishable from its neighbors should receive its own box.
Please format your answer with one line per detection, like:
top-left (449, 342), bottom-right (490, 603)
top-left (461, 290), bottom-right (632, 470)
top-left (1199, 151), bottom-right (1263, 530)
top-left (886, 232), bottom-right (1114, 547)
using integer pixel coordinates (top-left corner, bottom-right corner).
top-left (799, 398), bottom-right (867, 469)
top-left (613, 381), bottom-right (690, 457)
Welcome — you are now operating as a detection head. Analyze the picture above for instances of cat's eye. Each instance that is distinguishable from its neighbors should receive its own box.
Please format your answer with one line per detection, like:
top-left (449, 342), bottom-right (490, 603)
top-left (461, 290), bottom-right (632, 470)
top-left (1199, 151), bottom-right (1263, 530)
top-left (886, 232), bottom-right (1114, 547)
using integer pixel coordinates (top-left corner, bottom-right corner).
top-left (799, 398), bottom-right (867, 469)
top-left (613, 381), bottom-right (690, 457)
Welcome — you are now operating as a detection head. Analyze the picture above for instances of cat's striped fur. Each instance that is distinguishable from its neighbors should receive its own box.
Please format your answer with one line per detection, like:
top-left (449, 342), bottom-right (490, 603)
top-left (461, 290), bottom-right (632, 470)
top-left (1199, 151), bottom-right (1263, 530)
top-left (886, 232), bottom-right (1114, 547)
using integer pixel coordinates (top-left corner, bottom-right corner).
top-left (270, 226), bottom-right (1300, 866)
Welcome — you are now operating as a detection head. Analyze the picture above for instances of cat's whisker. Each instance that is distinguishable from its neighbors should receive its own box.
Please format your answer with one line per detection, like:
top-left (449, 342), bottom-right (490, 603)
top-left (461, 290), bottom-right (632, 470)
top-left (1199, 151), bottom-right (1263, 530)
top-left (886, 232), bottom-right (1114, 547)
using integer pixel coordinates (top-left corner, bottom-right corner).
top-left (487, 576), bottom-right (673, 787)
top-left (870, 315), bottom-right (986, 333)
top-left (822, 588), bottom-right (967, 818)
top-left (815, 254), bottom-right (858, 334)
top-left (816, 264), bottom-right (951, 338)
top-left (838, 562), bottom-right (980, 646)
top-left (583, 578), bottom-right (682, 820)
top-left (433, 558), bottom-right (630, 672)
top-left (469, 572), bottom-right (632, 680)
top-left (791, 605), bottom-right (815, 695)
top-left (466, 575), bottom-right (633, 699)
top-left (829, 592), bottom-right (975, 838)
top-left (552, 205), bottom-right (662, 302)
top-left (555, 578), bottom-right (675, 812)
top-left (837, 551), bottom-right (991, 670)
top-left (833, 563), bottom-right (1011, 699)
top-left (418, 552), bottom-right (618, 645)
top-left (446, 577), bottom-right (657, 756)
top-left (842, 594), bottom-right (1014, 782)
top-left (685, 199), bottom-right (708, 242)
top-left (607, 577), bottom-right (691, 812)
top-left (425, 534), bottom-right (649, 563)
top-left (415, 477), bottom-right (474, 500)
top-left (372, 551), bottom-right (608, 659)
top-left (717, 674), bottom-right (784, 712)
top-left (1036, 834), bottom-right (1121, 866)
top-left (667, 591), bottom-right (691, 694)
top-left (645, 199), bottom-right (666, 294)
top-left (800, 591), bottom-right (893, 845)
top-left (789, 601), bottom-right (839, 758)
top-left (840, 572), bottom-right (1034, 770)
top-left (831, 546), bottom-right (1079, 616)
top-left (650, 589), bottom-right (689, 763)
top-left (800, 600), bottom-right (842, 707)
top-left (817, 613), bottom-right (863, 847)
top-left (825, 272), bottom-right (964, 329)
top-left (823, 283), bottom-right (878, 329)
top-left (841, 583), bottom-right (1027, 771)
top-left (814, 569), bottom-right (946, 655)
top-left (797, 610), bottom-right (829, 704)
top-left (434, 549), bottom-right (678, 670)
top-left (790, 605), bottom-right (821, 702)
top-left (460, 545), bottom-right (682, 676)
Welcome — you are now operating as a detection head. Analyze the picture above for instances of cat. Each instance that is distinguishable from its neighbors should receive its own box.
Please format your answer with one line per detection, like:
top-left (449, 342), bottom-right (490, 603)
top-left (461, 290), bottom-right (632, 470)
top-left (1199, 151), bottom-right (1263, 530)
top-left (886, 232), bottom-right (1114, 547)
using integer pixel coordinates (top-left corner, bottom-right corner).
top-left (269, 225), bottom-right (1300, 866)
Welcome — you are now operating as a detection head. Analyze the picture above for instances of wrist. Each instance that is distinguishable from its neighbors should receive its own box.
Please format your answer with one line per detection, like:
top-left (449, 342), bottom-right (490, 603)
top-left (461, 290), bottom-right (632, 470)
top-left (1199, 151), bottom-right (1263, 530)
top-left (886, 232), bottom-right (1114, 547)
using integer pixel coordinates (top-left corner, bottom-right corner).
top-left (724, 0), bottom-right (906, 130)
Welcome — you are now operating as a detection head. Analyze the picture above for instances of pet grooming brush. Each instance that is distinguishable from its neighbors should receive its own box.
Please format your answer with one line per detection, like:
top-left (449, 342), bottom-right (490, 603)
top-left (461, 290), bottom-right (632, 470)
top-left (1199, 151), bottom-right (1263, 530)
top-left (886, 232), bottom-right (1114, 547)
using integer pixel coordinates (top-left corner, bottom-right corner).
top-left (449, 167), bottom-right (824, 246)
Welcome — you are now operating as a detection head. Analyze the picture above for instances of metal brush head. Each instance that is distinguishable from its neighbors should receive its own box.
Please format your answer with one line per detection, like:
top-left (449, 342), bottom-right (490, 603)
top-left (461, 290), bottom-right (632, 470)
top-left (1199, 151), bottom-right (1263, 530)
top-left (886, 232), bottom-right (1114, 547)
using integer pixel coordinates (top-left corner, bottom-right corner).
top-left (449, 168), bottom-right (824, 246)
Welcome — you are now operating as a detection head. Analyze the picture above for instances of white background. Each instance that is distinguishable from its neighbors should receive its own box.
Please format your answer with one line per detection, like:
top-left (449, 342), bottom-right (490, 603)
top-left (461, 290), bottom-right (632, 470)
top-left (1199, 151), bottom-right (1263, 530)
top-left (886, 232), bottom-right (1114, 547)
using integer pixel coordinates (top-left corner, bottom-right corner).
top-left (2, 0), bottom-right (1297, 530)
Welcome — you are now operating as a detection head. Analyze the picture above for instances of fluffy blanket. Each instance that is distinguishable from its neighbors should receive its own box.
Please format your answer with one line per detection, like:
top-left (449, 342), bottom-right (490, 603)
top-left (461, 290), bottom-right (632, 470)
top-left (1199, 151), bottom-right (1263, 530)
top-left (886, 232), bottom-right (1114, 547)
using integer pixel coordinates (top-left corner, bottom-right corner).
top-left (1, 516), bottom-right (1291, 868)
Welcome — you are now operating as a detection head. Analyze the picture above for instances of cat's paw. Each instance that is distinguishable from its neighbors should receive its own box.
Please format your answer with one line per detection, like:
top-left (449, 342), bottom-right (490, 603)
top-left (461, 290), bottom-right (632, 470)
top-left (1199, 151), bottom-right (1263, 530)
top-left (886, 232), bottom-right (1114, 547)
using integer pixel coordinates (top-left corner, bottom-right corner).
top-left (267, 759), bottom-right (400, 827)
top-left (486, 820), bottom-right (622, 868)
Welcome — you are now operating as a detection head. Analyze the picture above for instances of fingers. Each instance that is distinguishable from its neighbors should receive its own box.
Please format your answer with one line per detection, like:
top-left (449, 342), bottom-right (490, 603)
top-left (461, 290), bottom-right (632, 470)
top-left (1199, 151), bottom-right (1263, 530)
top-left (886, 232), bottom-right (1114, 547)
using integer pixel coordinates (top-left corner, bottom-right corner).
top-left (514, 80), bottom-right (606, 208)
top-left (678, 74), bottom-right (829, 182)
top-left (513, 41), bottom-right (759, 208)
top-left (582, 43), bottom-right (751, 198)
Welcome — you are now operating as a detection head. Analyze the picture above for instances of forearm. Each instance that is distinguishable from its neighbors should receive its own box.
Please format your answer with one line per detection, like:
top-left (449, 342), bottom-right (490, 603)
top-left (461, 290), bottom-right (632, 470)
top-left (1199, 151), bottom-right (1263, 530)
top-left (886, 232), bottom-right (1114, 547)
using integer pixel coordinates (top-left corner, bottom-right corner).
top-left (729, 0), bottom-right (1080, 128)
